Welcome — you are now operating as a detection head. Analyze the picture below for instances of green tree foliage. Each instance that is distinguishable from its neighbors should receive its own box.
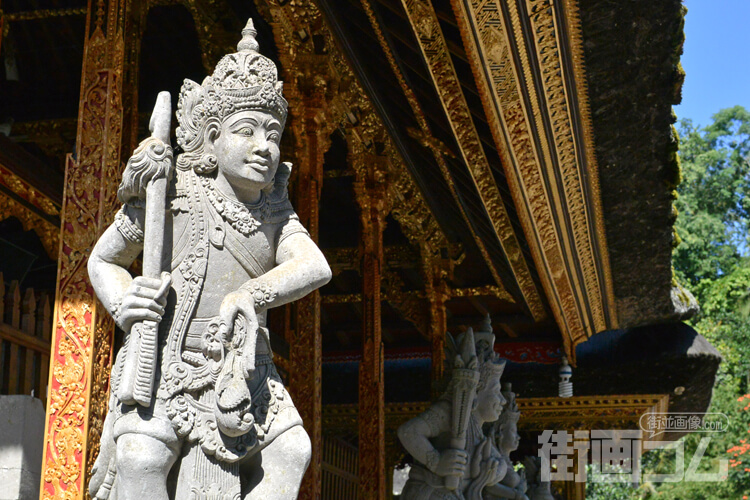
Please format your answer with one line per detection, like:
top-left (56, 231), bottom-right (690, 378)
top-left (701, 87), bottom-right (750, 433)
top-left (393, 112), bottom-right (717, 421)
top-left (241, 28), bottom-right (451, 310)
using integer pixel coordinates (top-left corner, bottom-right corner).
top-left (584, 465), bottom-right (639, 500)
top-left (673, 105), bottom-right (750, 286)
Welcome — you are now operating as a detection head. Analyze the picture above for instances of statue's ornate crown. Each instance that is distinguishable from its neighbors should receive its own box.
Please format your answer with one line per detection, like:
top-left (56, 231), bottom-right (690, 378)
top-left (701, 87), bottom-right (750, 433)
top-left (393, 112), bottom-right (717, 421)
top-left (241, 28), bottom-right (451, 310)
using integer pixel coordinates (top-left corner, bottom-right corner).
top-left (205, 19), bottom-right (287, 121)
top-left (176, 19), bottom-right (287, 158)
top-left (474, 315), bottom-right (505, 382)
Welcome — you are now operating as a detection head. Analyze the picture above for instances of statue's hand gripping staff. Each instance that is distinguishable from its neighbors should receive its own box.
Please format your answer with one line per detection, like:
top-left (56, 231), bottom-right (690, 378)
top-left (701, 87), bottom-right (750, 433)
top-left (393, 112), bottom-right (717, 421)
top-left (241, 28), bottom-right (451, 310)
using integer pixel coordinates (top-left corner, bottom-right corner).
top-left (446, 327), bottom-right (480, 491)
top-left (117, 92), bottom-right (175, 407)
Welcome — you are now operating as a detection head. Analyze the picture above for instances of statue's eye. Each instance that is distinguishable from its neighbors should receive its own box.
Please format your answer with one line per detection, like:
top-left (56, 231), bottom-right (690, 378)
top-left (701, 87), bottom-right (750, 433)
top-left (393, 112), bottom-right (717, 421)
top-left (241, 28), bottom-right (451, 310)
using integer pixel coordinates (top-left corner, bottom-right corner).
top-left (236, 127), bottom-right (254, 136)
top-left (268, 132), bottom-right (280, 143)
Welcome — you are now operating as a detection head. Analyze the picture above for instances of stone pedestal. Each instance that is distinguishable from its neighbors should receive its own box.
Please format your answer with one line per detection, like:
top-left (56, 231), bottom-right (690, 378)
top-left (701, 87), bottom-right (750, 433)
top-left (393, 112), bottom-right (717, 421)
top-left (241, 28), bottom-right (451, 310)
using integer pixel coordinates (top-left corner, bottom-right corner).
top-left (0, 395), bottom-right (45, 500)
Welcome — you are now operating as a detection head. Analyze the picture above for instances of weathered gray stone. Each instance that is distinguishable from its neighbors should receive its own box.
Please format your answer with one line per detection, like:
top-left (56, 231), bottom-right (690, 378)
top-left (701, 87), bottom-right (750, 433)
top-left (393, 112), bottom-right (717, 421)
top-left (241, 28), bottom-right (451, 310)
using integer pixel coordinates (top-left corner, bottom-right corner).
top-left (0, 395), bottom-right (45, 500)
top-left (397, 321), bottom-right (528, 500)
top-left (87, 18), bottom-right (330, 500)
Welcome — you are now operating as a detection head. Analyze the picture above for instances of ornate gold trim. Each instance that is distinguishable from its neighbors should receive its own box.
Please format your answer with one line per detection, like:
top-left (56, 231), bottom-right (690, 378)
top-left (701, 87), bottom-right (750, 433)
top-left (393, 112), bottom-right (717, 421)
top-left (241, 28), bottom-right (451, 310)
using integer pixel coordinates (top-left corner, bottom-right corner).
top-left (41, 0), bottom-right (125, 494)
top-left (323, 394), bottom-right (669, 463)
top-left (450, 0), bottom-right (617, 358)
top-left (322, 285), bottom-right (513, 305)
top-left (398, 0), bottom-right (545, 321)
top-left (518, 394), bottom-right (669, 436)
top-left (3, 7), bottom-right (87, 22)
top-left (559, 0), bottom-right (617, 322)
top-left (359, 0), bottom-right (525, 306)
top-left (0, 164), bottom-right (59, 258)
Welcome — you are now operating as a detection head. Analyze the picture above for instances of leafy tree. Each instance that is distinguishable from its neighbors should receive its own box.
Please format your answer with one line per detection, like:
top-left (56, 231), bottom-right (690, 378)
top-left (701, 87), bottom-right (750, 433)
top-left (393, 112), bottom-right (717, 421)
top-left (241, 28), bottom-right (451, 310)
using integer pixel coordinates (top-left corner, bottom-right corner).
top-left (584, 465), bottom-right (639, 500)
top-left (673, 106), bottom-right (750, 286)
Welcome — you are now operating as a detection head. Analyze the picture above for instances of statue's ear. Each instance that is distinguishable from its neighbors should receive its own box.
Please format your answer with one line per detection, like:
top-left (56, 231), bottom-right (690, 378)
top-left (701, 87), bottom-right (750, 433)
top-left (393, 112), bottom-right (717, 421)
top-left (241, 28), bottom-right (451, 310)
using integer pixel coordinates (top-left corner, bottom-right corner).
top-left (203, 119), bottom-right (220, 153)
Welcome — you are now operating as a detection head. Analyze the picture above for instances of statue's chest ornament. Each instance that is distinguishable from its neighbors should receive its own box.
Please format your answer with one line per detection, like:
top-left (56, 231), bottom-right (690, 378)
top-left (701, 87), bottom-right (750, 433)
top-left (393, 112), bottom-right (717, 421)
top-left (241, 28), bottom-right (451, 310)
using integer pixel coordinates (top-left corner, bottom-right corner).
top-left (200, 176), bottom-right (271, 236)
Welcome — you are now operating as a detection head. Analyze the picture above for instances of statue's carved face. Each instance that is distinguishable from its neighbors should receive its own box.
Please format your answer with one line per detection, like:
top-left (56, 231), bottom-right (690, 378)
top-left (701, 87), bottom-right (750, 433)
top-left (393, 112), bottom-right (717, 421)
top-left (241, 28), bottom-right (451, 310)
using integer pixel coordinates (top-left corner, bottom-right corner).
top-left (501, 420), bottom-right (520, 453)
top-left (213, 110), bottom-right (282, 200)
top-left (474, 375), bottom-right (506, 424)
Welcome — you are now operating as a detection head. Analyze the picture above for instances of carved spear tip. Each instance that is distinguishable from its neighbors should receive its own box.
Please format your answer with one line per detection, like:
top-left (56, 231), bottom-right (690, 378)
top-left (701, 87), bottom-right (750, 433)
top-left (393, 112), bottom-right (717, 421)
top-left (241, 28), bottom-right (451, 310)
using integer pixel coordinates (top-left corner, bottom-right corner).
top-left (481, 313), bottom-right (492, 333)
top-left (460, 327), bottom-right (476, 362)
top-left (149, 91), bottom-right (172, 144)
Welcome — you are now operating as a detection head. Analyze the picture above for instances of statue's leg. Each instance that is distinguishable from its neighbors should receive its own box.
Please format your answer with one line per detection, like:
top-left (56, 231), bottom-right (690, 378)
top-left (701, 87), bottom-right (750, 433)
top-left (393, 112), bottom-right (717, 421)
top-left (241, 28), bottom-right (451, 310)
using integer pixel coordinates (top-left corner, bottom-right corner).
top-left (241, 424), bottom-right (312, 499)
top-left (89, 403), bottom-right (116, 499)
top-left (114, 432), bottom-right (179, 500)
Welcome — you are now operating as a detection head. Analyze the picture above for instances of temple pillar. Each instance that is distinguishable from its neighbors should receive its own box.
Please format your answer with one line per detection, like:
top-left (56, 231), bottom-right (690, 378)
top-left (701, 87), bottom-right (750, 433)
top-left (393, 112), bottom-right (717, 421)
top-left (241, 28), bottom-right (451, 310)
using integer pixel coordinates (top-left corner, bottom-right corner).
top-left (354, 154), bottom-right (389, 499)
top-left (422, 250), bottom-right (452, 398)
top-left (428, 277), bottom-right (450, 398)
top-left (40, 1), bottom-right (141, 498)
top-left (288, 75), bottom-right (330, 500)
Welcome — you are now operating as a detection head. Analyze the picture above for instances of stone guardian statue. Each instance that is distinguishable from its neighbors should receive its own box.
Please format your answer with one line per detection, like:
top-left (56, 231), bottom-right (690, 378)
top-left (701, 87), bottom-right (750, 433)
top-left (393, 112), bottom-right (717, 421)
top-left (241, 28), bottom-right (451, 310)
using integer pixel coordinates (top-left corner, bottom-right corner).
top-left (397, 326), bottom-right (508, 499)
top-left (87, 19), bottom-right (331, 500)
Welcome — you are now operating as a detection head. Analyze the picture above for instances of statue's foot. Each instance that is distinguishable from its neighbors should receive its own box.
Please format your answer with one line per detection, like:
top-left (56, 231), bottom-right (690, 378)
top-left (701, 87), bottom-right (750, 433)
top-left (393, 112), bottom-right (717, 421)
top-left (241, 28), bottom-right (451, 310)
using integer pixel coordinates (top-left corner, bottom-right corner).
top-left (241, 424), bottom-right (311, 499)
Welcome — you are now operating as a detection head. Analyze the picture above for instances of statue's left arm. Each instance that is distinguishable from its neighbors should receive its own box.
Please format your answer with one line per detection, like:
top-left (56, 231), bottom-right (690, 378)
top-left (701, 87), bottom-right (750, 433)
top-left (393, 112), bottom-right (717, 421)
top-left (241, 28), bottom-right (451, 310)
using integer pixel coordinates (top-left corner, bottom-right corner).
top-left (261, 229), bottom-right (332, 307)
top-left (219, 227), bottom-right (331, 330)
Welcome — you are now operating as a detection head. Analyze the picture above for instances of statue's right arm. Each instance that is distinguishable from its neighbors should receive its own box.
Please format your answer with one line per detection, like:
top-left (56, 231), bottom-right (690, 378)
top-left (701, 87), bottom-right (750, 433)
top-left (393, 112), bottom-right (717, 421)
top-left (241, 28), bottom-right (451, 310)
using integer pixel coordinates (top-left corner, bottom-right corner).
top-left (398, 415), bottom-right (441, 470)
top-left (88, 210), bottom-right (168, 331)
top-left (397, 403), bottom-right (468, 477)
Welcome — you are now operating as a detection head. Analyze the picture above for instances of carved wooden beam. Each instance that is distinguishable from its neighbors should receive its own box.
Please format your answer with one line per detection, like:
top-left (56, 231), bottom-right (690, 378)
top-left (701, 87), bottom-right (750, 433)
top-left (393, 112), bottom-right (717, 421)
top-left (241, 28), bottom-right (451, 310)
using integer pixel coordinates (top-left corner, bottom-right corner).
top-left (358, 0), bottom-right (542, 318)
top-left (1, 7), bottom-right (87, 22)
top-left (322, 285), bottom-right (513, 304)
top-left (0, 137), bottom-right (61, 258)
top-left (398, 0), bottom-right (545, 322)
top-left (518, 394), bottom-right (669, 433)
top-left (450, 0), bottom-right (618, 360)
top-left (323, 244), bottom-right (420, 273)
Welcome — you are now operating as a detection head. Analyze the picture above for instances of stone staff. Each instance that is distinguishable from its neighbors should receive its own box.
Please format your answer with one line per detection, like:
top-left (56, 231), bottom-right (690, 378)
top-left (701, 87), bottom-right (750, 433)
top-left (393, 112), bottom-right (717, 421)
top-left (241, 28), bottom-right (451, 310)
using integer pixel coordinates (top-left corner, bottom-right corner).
top-left (446, 327), bottom-right (480, 490)
top-left (116, 91), bottom-right (174, 407)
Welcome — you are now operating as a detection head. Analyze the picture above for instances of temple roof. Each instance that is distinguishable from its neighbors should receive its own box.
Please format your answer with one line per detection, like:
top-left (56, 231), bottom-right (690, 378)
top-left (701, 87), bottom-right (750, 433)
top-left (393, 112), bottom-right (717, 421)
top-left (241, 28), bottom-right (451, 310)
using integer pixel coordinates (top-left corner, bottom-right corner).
top-left (0, 0), bottom-right (701, 363)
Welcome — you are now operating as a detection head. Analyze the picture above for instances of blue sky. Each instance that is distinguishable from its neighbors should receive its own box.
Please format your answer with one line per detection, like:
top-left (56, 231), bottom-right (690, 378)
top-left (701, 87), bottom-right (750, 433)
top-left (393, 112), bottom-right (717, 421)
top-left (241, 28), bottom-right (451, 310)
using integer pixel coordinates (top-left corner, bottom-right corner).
top-left (673, 0), bottom-right (750, 127)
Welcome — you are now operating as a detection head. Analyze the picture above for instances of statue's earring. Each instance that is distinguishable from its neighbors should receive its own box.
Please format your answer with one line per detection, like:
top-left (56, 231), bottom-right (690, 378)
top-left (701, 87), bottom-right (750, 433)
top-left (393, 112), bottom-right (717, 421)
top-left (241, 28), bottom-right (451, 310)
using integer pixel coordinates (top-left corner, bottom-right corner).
top-left (197, 153), bottom-right (218, 174)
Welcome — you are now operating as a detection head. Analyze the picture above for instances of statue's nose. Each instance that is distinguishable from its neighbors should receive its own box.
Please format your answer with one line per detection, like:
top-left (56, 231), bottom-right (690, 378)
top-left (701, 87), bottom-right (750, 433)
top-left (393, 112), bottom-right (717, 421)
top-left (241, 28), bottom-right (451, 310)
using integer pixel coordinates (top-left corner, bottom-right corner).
top-left (251, 137), bottom-right (270, 155)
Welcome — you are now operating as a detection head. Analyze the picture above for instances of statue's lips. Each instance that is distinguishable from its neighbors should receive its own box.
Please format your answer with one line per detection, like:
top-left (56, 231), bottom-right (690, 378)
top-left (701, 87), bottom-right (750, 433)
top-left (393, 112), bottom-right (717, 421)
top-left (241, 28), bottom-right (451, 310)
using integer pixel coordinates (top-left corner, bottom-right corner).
top-left (245, 160), bottom-right (270, 171)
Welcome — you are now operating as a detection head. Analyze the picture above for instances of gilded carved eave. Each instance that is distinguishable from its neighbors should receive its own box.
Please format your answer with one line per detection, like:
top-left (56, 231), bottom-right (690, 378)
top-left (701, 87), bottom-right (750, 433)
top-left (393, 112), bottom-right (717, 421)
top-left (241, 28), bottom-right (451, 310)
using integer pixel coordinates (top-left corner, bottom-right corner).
top-left (449, 0), bottom-right (617, 359)
top-left (358, 0), bottom-right (539, 316)
top-left (0, 138), bottom-right (61, 258)
top-left (311, 0), bottom-right (634, 353)
top-left (396, 0), bottom-right (546, 322)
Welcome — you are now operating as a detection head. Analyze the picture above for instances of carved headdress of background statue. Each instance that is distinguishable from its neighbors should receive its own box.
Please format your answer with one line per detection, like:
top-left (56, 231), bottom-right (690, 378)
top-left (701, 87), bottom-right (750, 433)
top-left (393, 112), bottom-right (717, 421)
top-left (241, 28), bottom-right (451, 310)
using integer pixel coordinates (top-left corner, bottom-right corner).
top-left (87, 19), bottom-right (331, 500)
top-left (397, 318), bottom-right (508, 499)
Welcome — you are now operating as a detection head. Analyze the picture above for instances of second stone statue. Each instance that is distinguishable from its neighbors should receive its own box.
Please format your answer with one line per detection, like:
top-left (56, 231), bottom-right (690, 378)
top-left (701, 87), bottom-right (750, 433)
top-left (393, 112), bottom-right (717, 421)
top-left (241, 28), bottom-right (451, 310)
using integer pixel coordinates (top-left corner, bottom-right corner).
top-left (87, 19), bottom-right (331, 500)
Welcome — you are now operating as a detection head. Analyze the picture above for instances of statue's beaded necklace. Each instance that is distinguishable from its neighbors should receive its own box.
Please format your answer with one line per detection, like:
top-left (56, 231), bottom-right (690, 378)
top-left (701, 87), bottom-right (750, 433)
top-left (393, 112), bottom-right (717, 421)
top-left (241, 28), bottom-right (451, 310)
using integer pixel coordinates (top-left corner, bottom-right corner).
top-left (200, 175), bottom-right (270, 236)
